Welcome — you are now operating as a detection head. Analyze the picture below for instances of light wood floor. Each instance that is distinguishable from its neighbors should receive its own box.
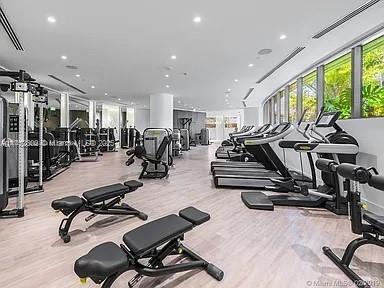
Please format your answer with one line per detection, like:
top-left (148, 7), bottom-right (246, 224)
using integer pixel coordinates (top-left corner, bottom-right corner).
top-left (1, 145), bottom-right (383, 288)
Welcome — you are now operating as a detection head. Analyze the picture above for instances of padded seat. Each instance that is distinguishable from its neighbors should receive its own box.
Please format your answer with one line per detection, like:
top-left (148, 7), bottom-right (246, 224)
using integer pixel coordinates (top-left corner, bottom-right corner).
top-left (83, 184), bottom-right (129, 203)
top-left (123, 180), bottom-right (143, 190)
top-left (74, 242), bottom-right (127, 279)
top-left (123, 214), bottom-right (193, 256)
top-left (51, 196), bottom-right (84, 210)
top-left (363, 211), bottom-right (384, 231)
top-left (179, 206), bottom-right (210, 225)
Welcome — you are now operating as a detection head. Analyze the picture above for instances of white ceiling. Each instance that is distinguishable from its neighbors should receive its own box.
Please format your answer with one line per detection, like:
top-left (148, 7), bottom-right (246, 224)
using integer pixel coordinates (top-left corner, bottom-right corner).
top-left (0, 0), bottom-right (383, 111)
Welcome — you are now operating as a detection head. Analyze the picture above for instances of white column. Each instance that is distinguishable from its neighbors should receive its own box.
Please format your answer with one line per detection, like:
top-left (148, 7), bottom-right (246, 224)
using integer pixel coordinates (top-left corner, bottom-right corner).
top-left (60, 93), bottom-right (70, 128)
top-left (244, 107), bottom-right (259, 126)
top-left (24, 92), bottom-right (34, 130)
top-left (89, 100), bottom-right (96, 129)
top-left (134, 108), bottom-right (150, 132)
top-left (150, 93), bottom-right (173, 128)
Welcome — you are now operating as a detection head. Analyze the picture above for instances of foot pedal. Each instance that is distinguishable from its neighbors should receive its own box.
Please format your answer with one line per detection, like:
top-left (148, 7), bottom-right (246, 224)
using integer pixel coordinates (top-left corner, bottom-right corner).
top-left (241, 192), bottom-right (274, 210)
top-left (85, 213), bottom-right (97, 222)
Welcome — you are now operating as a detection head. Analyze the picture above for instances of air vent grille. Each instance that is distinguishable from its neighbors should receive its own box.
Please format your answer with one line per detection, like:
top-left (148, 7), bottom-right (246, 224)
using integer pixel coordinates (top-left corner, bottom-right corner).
top-left (256, 47), bottom-right (306, 84)
top-left (241, 101), bottom-right (247, 108)
top-left (0, 7), bottom-right (23, 51)
top-left (243, 88), bottom-right (254, 100)
top-left (313, 0), bottom-right (382, 39)
top-left (48, 75), bottom-right (87, 94)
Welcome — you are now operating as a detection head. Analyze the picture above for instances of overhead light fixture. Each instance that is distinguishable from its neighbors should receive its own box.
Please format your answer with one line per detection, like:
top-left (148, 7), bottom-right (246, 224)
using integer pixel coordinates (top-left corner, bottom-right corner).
top-left (165, 74), bottom-right (169, 78)
top-left (91, 85), bottom-right (95, 89)
top-left (104, 92), bottom-right (108, 96)
top-left (227, 88), bottom-right (231, 92)
top-left (171, 55), bottom-right (177, 60)
top-left (131, 102), bottom-right (134, 105)
top-left (165, 84), bottom-right (170, 88)
top-left (75, 74), bottom-right (80, 77)
top-left (193, 108), bottom-right (196, 112)
top-left (61, 55), bottom-right (68, 60)
top-left (234, 79), bottom-right (239, 83)
top-left (248, 63), bottom-right (254, 67)
top-left (193, 16), bottom-right (202, 23)
top-left (177, 100), bottom-right (181, 104)
top-left (47, 16), bottom-right (56, 23)
top-left (118, 98), bottom-right (121, 101)
top-left (280, 34), bottom-right (287, 40)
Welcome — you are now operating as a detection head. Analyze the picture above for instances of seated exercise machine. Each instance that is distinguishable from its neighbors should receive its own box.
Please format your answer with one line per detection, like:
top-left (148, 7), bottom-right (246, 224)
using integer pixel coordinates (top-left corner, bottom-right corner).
top-left (74, 207), bottom-right (224, 287)
top-left (51, 180), bottom-right (148, 243)
top-left (126, 128), bottom-right (172, 179)
top-left (318, 160), bottom-right (384, 288)
top-left (241, 110), bottom-right (359, 215)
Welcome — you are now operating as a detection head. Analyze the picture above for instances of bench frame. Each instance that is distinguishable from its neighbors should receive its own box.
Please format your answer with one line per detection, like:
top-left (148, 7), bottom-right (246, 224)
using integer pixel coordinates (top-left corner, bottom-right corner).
top-left (75, 208), bottom-right (224, 287)
top-left (54, 183), bottom-right (147, 243)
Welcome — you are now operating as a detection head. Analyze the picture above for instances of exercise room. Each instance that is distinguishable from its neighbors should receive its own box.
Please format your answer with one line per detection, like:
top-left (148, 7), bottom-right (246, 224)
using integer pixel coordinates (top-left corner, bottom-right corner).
top-left (1, 1), bottom-right (384, 287)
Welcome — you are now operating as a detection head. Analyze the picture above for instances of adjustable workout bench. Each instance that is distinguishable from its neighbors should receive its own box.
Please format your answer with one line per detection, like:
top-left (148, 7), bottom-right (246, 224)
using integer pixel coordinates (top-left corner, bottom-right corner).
top-left (51, 180), bottom-right (148, 243)
top-left (74, 207), bottom-right (224, 287)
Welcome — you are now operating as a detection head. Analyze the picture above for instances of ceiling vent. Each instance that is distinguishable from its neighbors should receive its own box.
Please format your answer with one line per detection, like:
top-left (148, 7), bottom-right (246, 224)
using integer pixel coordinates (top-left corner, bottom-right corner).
top-left (312, 0), bottom-right (382, 39)
top-left (243, 88), bottom-right (254, 100)
top-left (48, 74), bottom-right (87, 94)
top-left (241, 100), bottom-right (247, 108)
top-left (0, 7), bottom-right (23, 51)
top-left (256, 47), bottom-right (306, 84)
top-left (65, 65), bottom-right (79, 70)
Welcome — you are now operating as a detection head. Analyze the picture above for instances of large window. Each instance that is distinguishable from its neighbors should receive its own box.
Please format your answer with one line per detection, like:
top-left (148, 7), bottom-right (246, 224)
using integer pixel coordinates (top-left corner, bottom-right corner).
top-left (273, 95), bottom-right (278, 124)
top-left (302, 71), bottom-right (317, 121)
top-left (279, 91), bottom-right (285, 122)
top-left (288, 82), bottom-right (297, 122)
top-left (362, 36), bottom-right (384, 118)
top-left (324, 53), bottom-right (352, 119)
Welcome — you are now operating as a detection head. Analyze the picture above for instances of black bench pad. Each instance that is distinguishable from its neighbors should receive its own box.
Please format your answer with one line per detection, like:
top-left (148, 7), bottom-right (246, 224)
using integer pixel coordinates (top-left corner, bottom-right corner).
top-left (52, 196), bottom-right (84, 210)
top-left (83, 184), bottom-right (130, 203)
top-left (364, 211), bottom-right (384, 231)
top-left (74, 242), bottom-right (127, 279)
top-left (179, 207), bottom-right (210, 225)
top-left (123, 180), bottom-right (143, 190)
top-left (123, 215), bottom-right (193, 256)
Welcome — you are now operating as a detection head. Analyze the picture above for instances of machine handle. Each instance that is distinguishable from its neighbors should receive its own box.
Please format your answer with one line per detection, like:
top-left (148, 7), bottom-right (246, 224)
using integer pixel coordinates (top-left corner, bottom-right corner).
top-left (369, 175), bottom-right (384, 191)
top-left (315, 159), bottom-right (337, 173)
top-left (336, 163), bottom-right (370, 183)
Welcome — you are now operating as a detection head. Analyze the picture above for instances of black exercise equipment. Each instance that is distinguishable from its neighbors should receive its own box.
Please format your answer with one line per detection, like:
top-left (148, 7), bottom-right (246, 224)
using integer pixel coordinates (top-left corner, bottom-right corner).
top-left (126, 135), bottom-right (171, 179)
top-left (74, 207), bottom-right (224, 287)
top-left (51, 180), bottom-right (148, 243)
top-left (317, 160), bottom-right (384, 288)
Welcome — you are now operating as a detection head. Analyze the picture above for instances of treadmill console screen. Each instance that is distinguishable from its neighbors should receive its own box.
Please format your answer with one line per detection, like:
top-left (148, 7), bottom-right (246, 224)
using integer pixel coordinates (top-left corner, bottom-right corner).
top-left (316, 112), bottom-right (340, 127)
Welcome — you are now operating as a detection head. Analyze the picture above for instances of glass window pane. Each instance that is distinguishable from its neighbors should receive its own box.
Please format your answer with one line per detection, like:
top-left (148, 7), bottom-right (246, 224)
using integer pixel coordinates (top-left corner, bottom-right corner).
top-left (280, 91), bottom-right (285, 122)
top-left (289, 82), bottom-right (297, 122)
top-left (273, 95), bottom-right (277, 124)
top-left (302, 71), bottom-right (317, 121)
top-left (362, 35), bottom-right (384, 118)
top-left (324, 53), bottom-right (352, 119)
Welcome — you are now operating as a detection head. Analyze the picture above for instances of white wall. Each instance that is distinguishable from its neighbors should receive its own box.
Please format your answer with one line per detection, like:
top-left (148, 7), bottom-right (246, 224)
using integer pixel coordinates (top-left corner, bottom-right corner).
top-left (134, 108), bottom-right (150, 133)
top-left (272, 118), bottom-right (384, 215)
top-left (244, 107), bottom-right (259, 127)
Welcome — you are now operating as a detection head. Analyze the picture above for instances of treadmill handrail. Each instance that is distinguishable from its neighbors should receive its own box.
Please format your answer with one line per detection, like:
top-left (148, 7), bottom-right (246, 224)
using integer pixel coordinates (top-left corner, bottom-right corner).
top-left (230, 126), bottom-right (257, 138)
top-left (243, 125), bottom-right (294, 146)
top-left (294, 143), bottom-right (359, 154)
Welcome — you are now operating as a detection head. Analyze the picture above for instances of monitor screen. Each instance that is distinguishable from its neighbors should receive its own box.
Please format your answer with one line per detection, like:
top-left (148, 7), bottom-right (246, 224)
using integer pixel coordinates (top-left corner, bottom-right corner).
top-left (316, 112), bottom-right (340, 127)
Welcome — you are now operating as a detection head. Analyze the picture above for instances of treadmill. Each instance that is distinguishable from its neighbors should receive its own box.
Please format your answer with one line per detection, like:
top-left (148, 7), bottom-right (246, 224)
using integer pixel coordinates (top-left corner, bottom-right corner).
top-left (241, 110), bottom-right (359, 215)
top-left (211, 123), bottom-right (272, 170)
top-left (213, 122), bottom-right (300, 189)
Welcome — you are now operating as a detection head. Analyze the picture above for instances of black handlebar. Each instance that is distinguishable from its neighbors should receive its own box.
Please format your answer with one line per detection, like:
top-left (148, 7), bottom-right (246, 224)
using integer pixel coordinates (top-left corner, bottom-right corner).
top-left (369, 175), bottom-right (384, 191)
top-left (336, 164), bottom-right (370, 184)
top-left (315, 159), bottom-right (337, 173)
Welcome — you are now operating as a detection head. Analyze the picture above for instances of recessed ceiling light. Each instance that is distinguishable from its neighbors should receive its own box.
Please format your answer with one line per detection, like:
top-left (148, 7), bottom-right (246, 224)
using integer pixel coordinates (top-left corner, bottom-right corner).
top-left (193, 16), bottom-right (202, 23)
top-left (225, 94), bottom-right (229, 97)
top-left (104, 93), bottom-right (108, 96)
top-left (47, 16), bottom-right (56, 23)
top-left (248, 63), bottom-right (254, 67)
top-left (227, 88), bottom-right (231, 92)
top-left (131, 102), bottom-right (134, 105)
top-left (177, 100), bottom-right (181, 104)
top-left (61, 55), bottom-right (68, 60)
top-left (75, 74), bottom-right (80, 77)
top-left (171, 55), bottom-right (177, 60)
top-left (91, 85), bottom-right (95, 89)
top-left (234, 79), bottom-right (239, 83)
top-left (165, 74), bottom-right (169, 78)
top-left (280, 34), bottom-right (287, 40)
top-left (118, 98), bottom-right (121, 101)
top-left (193, 108), bottom-right (196, 112)
top-left (165, 85), bottom-right (170, 88)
